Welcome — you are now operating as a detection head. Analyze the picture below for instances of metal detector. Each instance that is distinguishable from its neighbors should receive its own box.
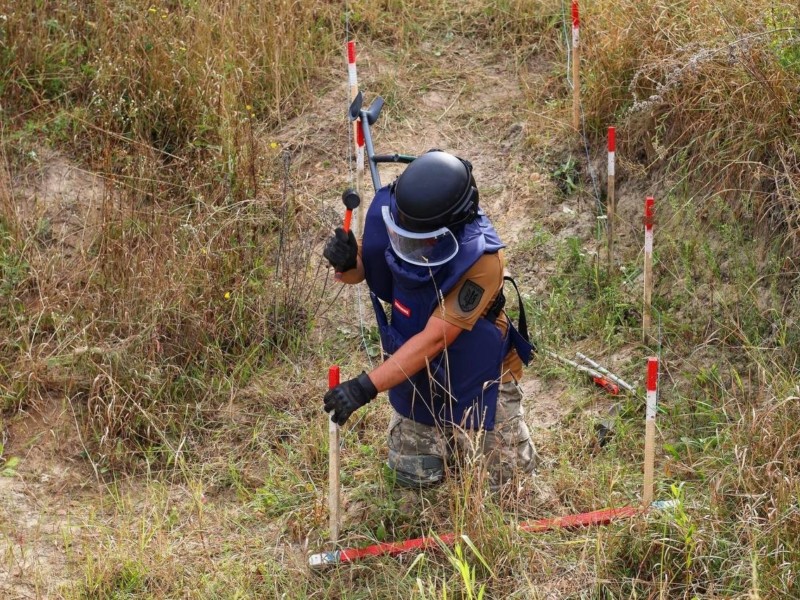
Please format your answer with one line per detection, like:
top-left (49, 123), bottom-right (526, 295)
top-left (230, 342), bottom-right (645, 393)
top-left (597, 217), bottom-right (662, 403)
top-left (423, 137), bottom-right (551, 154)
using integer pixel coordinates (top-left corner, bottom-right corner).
top-left (348, 92), bottom-right (415, 192)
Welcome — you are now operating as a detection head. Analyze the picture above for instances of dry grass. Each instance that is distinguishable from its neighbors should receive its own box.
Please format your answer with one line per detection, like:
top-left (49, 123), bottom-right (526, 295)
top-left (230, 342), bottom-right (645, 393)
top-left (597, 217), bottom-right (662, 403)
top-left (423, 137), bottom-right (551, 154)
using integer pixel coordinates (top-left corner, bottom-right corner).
top-left (580, 0), bottom-right (800, 253)
top-left (1, 0), bottom-right (800, 598)
top-left (1, 147), bottom-right (333, 468)
top-left (0, 1), bottom-right (344, 463)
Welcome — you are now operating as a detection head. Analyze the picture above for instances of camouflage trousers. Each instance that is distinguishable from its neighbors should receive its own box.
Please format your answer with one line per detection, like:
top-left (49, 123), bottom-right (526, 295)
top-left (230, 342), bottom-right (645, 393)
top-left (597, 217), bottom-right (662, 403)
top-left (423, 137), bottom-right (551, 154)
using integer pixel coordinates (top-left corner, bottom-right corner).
top-left (387, 381), bottom-right (537, 490)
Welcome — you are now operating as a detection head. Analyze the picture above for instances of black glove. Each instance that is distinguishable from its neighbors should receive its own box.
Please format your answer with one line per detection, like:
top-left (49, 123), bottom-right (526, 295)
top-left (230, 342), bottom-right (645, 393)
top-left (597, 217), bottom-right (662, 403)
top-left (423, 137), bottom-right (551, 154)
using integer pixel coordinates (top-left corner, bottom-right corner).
top-left (323, 227), bottom-right (358, 272)
top-left (324, 372), bottom-right (378, 425)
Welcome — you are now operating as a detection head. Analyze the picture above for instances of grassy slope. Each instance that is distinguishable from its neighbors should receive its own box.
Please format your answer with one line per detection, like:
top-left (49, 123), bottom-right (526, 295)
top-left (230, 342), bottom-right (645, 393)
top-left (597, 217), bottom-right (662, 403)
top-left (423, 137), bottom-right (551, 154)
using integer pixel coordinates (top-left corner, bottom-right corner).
top-left (1, 0), bottom-right (799, 598)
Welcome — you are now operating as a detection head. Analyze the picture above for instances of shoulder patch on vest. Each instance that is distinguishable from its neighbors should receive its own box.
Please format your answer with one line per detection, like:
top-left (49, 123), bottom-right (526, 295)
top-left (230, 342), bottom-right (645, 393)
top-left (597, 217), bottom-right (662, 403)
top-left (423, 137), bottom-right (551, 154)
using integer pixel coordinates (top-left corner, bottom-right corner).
top-left (458, 280), bottom-right (484, 313)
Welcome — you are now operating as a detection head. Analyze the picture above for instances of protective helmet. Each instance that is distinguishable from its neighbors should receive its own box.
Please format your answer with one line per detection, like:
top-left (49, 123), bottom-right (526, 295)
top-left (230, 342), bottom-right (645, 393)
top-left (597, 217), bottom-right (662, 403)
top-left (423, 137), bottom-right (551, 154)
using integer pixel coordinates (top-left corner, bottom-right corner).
top-left (393, 150), bottom-right (479, 232)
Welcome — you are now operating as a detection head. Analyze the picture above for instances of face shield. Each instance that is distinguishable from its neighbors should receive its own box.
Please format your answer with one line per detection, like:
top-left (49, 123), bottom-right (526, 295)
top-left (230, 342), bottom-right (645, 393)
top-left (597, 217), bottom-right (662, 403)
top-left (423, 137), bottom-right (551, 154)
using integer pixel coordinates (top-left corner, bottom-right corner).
top-left (382, 205), bottom-right (459, 267)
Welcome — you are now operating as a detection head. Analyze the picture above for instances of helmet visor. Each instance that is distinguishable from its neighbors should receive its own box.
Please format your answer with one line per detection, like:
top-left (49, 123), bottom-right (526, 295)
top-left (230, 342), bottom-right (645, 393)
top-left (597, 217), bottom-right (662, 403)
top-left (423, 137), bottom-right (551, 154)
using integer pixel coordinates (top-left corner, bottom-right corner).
top-left (382, 206), bottom-right (459, 267)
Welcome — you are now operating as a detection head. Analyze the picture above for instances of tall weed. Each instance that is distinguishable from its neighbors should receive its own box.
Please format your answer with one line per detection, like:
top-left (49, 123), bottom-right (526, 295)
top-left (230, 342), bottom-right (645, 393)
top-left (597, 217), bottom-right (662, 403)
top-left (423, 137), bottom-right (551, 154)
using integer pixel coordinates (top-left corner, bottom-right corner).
top-left (579, 0), bottom-right (800, 252)
top-left (0, 1), bottom-right (344, 466)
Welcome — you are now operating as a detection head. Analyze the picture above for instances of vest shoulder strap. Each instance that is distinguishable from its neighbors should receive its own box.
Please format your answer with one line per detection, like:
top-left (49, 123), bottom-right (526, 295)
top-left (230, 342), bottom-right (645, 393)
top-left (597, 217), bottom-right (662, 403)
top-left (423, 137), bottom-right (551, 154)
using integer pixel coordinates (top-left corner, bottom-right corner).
top-left (501, 276), bottom-right (535, 350)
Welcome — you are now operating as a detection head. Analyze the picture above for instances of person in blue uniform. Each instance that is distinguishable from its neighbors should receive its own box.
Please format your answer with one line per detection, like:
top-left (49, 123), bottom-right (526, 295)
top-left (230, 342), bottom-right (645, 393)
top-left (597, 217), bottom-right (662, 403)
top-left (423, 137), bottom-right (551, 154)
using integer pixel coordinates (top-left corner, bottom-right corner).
top-left (323, 150), bottom-right (537, 490)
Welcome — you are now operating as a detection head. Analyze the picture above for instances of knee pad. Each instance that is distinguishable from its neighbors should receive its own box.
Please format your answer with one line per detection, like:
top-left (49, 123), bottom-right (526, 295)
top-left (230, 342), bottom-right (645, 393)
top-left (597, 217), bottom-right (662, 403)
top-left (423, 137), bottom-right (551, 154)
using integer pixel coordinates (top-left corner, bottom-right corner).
top-left (387, 450), bottom-right (444, 488)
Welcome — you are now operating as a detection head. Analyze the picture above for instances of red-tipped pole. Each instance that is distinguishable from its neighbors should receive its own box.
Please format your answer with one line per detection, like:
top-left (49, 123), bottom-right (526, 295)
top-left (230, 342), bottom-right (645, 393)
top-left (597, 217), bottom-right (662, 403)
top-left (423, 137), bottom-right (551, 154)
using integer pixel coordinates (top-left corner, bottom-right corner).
top-left (335, 190), bottom-right (361, 280)
top-left (346, 41), bottom-right (356, 77)
top-left (643, 357), bottom-right (658, 506)
top-left (571, 1), bottom-right (580, 131)
top-left (346, 40), bottom-right (365, 217)
top-left (329, 365), bottom-right (340, 389)
top-left (607, 126), bottom-right (616, 272)
top-left (328, 365), bottom-right (341, 543)
top-left (643, 196), bottom-right (655, 340)
top-left (346, 41), bottom-right (360, 149)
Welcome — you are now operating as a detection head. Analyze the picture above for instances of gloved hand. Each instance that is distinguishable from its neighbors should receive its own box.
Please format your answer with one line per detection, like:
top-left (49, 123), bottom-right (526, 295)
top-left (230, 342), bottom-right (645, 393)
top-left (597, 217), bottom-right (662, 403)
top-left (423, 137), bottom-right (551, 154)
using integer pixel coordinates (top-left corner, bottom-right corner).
top-left (323, 227), bottom-right (358, 273)
top-left (324, 372), bottom-right (378, 425)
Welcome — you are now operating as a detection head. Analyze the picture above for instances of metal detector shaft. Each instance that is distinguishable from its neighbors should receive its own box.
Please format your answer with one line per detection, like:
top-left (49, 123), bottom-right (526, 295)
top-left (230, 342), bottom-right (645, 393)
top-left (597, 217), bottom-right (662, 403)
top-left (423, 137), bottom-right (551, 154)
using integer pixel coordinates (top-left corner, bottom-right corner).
top-left (353, 95), bottom-right (416, 193)
top-left (359, 110), bottom-right (381, 191)
top-left (575, 352), bottom-right (636, 393)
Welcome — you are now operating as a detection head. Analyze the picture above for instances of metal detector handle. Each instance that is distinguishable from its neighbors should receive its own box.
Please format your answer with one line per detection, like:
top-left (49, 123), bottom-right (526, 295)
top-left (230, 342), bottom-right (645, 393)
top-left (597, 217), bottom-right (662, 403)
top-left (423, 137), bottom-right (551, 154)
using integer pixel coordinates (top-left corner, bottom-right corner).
top-left (357, 96), bottom-right (416, 193)
top-left (341, 189), bottom-right (361, 233)
top-left (363, 96), bottom-right (384, 125)
top-left (335, 190), bottom-right (361, 280)
top-left (373, 153), bottom-right (416, 164)
top-left (348, 91), bottom-right (363, 122)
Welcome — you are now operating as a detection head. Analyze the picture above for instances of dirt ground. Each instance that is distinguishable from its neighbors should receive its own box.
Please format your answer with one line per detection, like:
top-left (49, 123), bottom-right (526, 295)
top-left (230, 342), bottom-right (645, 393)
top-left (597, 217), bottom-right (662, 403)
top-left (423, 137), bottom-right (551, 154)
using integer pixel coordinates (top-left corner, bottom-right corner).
top-left (1, 35), bottom-right (642, 598)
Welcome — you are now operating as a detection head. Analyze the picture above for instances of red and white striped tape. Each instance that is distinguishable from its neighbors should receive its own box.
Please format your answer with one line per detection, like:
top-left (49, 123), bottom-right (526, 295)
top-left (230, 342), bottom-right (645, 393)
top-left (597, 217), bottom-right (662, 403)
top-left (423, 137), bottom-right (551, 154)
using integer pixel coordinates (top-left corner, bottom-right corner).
top-left (608, 126), bottom-right (616, 177)
top-left (572, 0), bottom-right (580, 48)
top-left (644, 196), bottom-right (654, 253)
top-left (646, 357), bottom-right (658, 420)
top-left (346, 40), bottom-right (365, 171)
top-left (347, 41), bottom-right (357, 89)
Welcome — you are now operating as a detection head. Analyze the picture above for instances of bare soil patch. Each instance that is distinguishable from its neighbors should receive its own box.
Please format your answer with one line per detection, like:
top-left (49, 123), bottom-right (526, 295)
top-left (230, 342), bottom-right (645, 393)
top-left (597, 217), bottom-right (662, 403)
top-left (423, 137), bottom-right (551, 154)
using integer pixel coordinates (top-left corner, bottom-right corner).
top-left (1, 399), bottom-right (90, 598)
top-left (13, 148), bottom-right (106, 256)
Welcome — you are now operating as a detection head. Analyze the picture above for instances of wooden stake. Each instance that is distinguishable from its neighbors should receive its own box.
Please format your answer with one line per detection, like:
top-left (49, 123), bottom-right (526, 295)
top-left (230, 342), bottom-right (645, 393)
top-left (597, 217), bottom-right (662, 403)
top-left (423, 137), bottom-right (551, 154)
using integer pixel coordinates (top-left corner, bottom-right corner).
top-left (643, 357), bottom-right (658, 507)
top-left (347, 40), bottom-right (359, 149)
top-left (328, 365), bottom-right (341, 543)
top-left (571, 1), bottom-right (580, 131)
top-left (607, 126), bottom-right (616, 273)
top-left (347, 40), bottom-right (364, 237)
top-left (347, 40), bottom-right (366, 236)
top-left (643, 196), bottom-right (655, 340)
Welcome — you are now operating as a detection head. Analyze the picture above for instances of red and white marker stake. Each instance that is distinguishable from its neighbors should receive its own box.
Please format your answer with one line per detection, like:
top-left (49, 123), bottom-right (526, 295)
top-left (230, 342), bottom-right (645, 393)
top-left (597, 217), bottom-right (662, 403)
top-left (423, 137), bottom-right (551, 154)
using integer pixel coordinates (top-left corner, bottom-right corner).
top-left (346, 40), bottom-right (365, 236)
top-left (346, 42), bottom-right (363, 171)
top-left (328, 365), bottom-right (341, 543)
top-left (607, 126), bottom-right (616, 271)
top-left (347, 41), bottom-right (357, 94)
top-left (643, 357), bottom-right (658, 506)
top-left (643, 196), bottom-right (655, 340)
top-left (571, 1), bottom-right (581, 131)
